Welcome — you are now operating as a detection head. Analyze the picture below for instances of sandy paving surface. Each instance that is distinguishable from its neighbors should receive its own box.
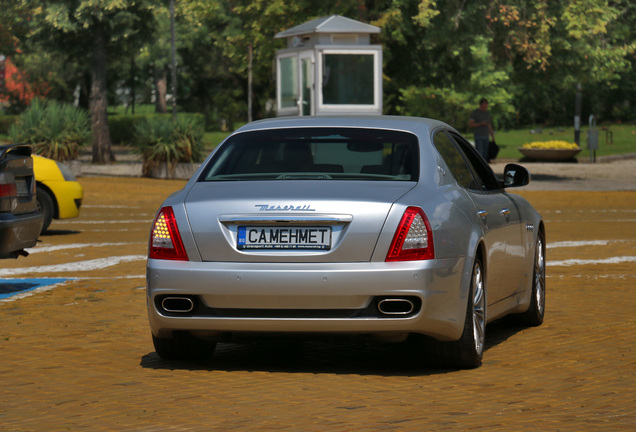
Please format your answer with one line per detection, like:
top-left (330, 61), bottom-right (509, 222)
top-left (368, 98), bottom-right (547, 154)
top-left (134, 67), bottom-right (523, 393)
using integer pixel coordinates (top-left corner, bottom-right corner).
top-left (1, 179), bottom-right (635, 431)
top-left (491, 157), bottom-right (636, 191)
top-left (80, 146), bottom-right (636, 191)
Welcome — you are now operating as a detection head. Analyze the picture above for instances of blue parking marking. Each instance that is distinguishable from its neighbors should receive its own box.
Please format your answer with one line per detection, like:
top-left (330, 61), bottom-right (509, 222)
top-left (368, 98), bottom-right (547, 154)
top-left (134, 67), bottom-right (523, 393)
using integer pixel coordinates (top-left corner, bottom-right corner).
top-left (0, 278), bottom-right (69, 300)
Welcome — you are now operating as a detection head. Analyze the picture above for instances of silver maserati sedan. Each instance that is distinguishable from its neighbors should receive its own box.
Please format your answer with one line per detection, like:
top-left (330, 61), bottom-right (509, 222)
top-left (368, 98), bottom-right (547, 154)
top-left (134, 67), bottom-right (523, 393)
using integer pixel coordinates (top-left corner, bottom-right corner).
top-left (146, 116), bottom-right (545, 369)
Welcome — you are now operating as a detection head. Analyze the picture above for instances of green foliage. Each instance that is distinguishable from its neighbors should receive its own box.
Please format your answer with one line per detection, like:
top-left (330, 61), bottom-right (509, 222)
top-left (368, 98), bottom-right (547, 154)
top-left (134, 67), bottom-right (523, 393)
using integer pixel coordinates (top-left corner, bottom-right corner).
top-left (134, 115), bottom-right (205, 177)
top-left (562, 0), bottom-right (618, 40)
top-left (398, 36), bottom-right (515, 130)
top-left (108, 114), bottom-right (156, 145)
top-left (109, 113), bottom-right (205, 145)
top-left (8, 99), bottom-right (90, 161)
top-left (0, 1), bottom-right (31, 56)
top-left (110, 104), bottom-right (157, 115)
top-left (398, 86), bottom-right (470, 129)
top-left (3, 0), bottom-right (635, 129)
top-left (203, 131), bottom-right (231, 150)
top-left (0, 116), bottom-right (19, 135)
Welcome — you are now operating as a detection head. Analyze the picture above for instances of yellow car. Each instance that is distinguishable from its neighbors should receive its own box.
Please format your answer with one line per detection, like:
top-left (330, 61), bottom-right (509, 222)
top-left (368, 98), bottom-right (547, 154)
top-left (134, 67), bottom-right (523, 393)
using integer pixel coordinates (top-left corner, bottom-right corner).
top-left (33, 155), bottom-right (83, 233)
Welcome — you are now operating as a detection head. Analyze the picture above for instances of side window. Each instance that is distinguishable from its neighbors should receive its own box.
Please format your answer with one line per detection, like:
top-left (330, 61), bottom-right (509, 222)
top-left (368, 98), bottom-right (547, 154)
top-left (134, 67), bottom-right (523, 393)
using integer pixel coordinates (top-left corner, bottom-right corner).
top-left (433, 131), bottom-right (478, 190)
top-left (449, 132), bottom-right (501, 191)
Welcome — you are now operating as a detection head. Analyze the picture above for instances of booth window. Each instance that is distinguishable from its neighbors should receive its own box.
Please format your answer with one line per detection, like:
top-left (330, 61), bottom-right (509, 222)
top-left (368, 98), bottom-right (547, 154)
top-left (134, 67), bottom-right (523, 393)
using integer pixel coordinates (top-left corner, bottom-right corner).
top-left (322, 53), bottom-right (374, 105)
top-left (278, 56), bottom-right (298, 109)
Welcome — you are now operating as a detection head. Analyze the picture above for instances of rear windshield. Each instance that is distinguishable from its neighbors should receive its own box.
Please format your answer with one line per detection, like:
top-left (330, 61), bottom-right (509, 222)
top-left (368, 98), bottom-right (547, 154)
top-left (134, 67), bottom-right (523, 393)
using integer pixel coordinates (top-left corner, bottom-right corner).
top-left (200, 128), bottom-right (419, 182)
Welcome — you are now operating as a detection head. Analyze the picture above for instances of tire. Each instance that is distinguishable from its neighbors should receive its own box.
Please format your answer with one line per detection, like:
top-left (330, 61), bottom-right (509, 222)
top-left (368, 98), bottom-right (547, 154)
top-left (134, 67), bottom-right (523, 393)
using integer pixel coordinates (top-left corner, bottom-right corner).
top-left (428, 256), bottom-right (486, 369)
top-left (36, 187), bottom-right (54, 234)
top-left (152, 332), bottom-right (217, 361)
top-left (519, 231), bottom-right (546, 327)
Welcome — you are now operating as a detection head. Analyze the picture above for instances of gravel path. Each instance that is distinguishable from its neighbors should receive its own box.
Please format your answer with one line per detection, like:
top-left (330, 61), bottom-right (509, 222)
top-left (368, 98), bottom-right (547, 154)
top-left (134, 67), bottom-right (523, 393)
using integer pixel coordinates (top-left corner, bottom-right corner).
top-left (79, 148), bottom-right (636, 191)
top-left (491, 156), bottom-right (636, 191)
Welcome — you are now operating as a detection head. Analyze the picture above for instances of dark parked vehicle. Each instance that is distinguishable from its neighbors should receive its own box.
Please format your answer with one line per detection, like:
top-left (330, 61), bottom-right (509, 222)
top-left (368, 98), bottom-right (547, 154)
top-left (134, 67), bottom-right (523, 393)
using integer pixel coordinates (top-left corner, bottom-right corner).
top-left (0, 144), bottom-right (43, 258)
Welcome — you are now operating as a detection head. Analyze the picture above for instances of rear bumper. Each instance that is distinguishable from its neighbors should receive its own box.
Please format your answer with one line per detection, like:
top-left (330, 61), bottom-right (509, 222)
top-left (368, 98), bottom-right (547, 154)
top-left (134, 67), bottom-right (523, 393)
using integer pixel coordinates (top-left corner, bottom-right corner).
top-left (0, 211), bottom-right (43, 258)
top-left (146, 257), bottom-right (471, 342)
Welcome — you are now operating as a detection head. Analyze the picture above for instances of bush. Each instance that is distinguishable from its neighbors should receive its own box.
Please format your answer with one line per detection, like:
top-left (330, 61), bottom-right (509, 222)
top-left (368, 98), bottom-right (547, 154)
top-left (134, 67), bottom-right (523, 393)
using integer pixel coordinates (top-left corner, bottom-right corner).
top-left (9, 99), bottom-right (90, 161)
top-left (108, 114), bottom-right (150, 146)
top-left (0, 115), bottom-right (18, 134)
top-left (134, 115), bottom-right (205, 177)
top-left (108, 113), bottom-right (206, 145)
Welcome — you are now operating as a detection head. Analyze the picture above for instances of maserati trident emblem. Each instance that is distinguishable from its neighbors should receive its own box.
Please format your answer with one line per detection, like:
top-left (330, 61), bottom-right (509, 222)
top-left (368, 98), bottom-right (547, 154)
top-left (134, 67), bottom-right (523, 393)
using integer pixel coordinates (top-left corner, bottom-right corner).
top-left (256, 204), bottom-right (316, 212)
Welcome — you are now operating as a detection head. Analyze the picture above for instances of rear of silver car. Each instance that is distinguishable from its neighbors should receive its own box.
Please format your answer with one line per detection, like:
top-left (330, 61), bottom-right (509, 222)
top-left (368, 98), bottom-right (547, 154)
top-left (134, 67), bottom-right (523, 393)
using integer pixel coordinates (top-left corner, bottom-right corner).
top-left (147, 185), bottom-right (468, 338)
top-left (146, 120), bottom-right (477, 364)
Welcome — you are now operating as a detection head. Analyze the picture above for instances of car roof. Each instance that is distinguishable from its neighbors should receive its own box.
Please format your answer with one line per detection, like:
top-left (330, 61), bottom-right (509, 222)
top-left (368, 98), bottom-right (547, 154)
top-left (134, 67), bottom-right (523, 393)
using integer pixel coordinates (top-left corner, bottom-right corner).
top-left (234, 115), bottom-right (452, 137)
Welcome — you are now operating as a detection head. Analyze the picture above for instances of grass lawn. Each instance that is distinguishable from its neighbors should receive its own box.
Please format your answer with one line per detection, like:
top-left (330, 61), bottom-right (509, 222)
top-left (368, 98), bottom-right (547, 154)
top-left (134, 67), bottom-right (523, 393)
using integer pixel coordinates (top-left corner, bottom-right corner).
top-left (203, 131), bottom-right (232, 150)
top-left (4, 119), bottom-right (635, 162)
top-left (494, 123), bottom-right (636, 161)
top-left (203, 123), bottom-right (636, 161)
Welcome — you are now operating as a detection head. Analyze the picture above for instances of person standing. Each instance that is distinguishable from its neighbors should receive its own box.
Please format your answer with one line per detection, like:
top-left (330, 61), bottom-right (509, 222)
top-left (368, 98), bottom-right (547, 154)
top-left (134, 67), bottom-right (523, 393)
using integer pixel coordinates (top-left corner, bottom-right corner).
top-left (468, 98), bottom-right (495, 161)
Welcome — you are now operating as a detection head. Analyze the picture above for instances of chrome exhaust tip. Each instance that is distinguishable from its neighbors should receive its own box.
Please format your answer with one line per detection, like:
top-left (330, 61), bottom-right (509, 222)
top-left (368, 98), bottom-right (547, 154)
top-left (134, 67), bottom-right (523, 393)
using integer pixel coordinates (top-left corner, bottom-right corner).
top-left (377, 298), bottom-right (415, 315)
top-left (161, 297), bottom-right (195, 313)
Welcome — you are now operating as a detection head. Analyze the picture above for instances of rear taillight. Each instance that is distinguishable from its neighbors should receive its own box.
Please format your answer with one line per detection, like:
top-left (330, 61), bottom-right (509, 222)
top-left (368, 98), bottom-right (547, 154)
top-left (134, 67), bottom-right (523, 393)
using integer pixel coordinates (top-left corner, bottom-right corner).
top-left (0, 183), bottom-right (17, 198)
top-left (149, 206), bottom-right (189, 261)
top-left (386, 206), bottom-right (434, 262)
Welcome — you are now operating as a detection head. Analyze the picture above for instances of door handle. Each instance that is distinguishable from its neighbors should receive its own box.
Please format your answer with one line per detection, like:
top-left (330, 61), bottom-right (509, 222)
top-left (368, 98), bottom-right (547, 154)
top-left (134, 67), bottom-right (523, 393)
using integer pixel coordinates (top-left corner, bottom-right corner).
top-left (477, 209), bottom-right (488, 218)
top-left (500, 208), bottom-right (511, 216)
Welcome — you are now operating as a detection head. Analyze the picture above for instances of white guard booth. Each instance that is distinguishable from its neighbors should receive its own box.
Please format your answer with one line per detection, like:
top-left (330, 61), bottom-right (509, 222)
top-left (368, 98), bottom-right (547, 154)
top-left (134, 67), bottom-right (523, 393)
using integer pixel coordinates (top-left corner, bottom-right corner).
top-left (275, 15), bottom-right (382, 116)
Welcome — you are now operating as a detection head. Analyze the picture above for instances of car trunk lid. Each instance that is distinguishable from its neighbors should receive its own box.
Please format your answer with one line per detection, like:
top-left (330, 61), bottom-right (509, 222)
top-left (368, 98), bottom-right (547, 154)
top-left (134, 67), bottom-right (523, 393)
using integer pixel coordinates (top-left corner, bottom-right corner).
top-left (184, 181), bottom-right (415, 262)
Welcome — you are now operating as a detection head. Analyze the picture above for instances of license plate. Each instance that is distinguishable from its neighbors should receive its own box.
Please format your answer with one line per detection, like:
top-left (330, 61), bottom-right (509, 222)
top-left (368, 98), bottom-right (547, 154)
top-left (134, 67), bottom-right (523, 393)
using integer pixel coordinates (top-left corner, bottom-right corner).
top-left (15, 178), bottom-right (28, 196)
top-left (238, 226), bottom-right (332, 250)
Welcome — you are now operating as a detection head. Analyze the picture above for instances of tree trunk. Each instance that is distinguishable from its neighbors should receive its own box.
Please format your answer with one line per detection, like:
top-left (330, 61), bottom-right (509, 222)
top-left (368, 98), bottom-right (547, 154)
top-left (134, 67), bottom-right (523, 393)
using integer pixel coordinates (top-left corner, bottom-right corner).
top-left (154, 66), bottom-right (168, 114)
top-left (90, 24), bottom-right (115, 164)
top-left (78, 73), bottom-right (90, 110)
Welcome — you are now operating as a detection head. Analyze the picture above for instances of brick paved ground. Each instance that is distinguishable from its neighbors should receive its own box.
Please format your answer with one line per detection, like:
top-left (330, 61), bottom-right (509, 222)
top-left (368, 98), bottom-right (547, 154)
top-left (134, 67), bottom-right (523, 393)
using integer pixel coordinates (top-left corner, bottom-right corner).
top-left (1, 177), bottom-right (635, 431)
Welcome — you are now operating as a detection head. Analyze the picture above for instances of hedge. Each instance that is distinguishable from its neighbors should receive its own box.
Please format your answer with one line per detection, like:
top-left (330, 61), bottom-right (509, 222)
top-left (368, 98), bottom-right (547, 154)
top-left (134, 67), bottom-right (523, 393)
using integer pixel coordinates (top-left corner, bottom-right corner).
top-left (2, 112), bottom-right (205, 145)
top-left (108, 113), bottom-right (205, 145)
top-left (0, 115), bottom-right (18, 135)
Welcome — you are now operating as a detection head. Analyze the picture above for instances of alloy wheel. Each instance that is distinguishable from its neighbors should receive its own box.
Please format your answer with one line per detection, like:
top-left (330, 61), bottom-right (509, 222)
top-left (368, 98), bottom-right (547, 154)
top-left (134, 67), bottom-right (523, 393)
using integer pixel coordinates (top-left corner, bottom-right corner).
top-left (535, 237), bottom-right (546, 317)
top-left (472, 262), bottom-right (486, 356)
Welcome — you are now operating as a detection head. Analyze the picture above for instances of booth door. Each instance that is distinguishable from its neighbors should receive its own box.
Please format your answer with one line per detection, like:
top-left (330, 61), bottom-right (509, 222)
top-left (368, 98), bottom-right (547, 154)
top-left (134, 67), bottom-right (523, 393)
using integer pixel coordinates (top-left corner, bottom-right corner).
top-left (300, 53), bottom-right (314, 116)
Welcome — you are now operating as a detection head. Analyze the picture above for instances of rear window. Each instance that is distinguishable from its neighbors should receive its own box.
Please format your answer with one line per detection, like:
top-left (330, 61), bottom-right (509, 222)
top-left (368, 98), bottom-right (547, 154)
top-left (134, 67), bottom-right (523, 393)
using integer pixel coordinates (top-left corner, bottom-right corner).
top-left (200, 128), bottom-right (419, 182)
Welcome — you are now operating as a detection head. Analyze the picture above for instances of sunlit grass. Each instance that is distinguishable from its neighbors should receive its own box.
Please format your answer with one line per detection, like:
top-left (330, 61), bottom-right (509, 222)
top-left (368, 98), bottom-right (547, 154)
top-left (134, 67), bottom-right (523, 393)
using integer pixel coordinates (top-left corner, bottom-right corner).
top-left (494, 124), bottom-right (636, 160)
top-left (4, 110), bottom-right (635, 162)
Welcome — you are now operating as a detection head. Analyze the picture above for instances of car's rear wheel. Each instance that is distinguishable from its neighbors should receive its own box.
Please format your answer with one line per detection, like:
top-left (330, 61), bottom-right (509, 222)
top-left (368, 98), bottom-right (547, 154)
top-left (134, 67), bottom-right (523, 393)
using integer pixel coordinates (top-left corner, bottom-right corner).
top-left (519, 232), bottom-right (545, 326)
top-left (152, 332), bottom-right (217, 361)
top-left (429, 256), bottom-right (485, 369)
top-left (36, 187), bottom-right (54, 234)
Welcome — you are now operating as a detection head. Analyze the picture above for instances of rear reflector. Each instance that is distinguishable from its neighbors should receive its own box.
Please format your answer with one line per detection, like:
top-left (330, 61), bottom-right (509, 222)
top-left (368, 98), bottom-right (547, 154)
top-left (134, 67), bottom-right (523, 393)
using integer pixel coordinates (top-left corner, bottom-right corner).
top-left (149, 206), bottom-right (188, 261)
top-left (386, 206), bottom-right (434, 261)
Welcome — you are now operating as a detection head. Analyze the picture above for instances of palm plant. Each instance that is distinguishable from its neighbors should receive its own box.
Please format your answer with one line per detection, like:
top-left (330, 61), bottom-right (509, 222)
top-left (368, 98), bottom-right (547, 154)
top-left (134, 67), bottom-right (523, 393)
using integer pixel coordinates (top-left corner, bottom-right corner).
top-left (9, 99), bottom-right (91, 161)
top-left (134, 115), bottom-right (205, 177)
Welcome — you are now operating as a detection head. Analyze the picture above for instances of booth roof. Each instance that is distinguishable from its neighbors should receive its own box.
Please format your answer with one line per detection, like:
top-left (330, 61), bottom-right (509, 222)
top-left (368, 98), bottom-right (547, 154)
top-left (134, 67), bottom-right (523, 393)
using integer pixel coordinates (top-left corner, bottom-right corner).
top-left (275, 14), bottom-right (380, 38)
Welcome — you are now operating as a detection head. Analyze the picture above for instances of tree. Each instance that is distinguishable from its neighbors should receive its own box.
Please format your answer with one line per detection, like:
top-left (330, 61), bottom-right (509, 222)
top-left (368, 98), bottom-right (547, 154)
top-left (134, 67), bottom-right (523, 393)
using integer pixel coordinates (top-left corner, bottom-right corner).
top-left (136, 7), bottom-right (172, 114)
top-left (3, 0), bottom-right (634, 131)
top-left (379, 0), bottom-right (634, 126)
top-left (174, 0), bottom-right (373, 125)
top-left (24, 0), bottom-right (156, 163)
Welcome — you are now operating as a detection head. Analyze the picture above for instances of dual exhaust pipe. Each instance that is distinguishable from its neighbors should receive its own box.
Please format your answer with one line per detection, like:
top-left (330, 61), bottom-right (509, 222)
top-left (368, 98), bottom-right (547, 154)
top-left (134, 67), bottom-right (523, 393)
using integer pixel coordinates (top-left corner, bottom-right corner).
top-left (377, 298), bottom-right (416, 315)
top-left (161, 296), bottom-right (195, 313)
top-left (160, 296), bottom-right (417, 316)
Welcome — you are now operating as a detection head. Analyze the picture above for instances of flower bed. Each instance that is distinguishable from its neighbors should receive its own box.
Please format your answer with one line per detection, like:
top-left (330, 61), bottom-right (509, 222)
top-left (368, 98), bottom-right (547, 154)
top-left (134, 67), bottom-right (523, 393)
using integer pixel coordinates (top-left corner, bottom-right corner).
top-left (519, 141), bottom-right (581, 161)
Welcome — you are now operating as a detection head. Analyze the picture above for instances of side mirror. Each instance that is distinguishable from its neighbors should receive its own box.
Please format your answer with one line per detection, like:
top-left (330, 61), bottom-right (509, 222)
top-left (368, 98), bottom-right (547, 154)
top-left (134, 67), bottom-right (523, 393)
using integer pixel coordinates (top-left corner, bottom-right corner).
top-left (503, 163), bottom-right (530, 188)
